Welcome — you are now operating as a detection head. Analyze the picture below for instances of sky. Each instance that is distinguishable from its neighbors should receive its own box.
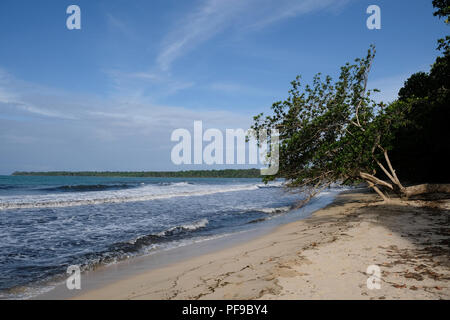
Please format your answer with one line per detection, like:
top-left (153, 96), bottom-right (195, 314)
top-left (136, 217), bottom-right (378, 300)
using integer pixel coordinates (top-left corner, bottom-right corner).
top-left (0, 0), bottom-right (447, 174)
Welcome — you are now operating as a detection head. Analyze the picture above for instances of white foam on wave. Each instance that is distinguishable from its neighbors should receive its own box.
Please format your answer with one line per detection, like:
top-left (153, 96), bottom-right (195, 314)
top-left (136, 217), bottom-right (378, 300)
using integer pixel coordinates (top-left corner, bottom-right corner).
top-left (157, 218), bottom-right (209, 236)
top-left (0, 182), bottom-right (264, 210)
top-left (258, 206), bottom-right (291, 214)
top-left (256, 181), bottom-right (284, 188)
top-left (231, 204), bottom-right (292, 215)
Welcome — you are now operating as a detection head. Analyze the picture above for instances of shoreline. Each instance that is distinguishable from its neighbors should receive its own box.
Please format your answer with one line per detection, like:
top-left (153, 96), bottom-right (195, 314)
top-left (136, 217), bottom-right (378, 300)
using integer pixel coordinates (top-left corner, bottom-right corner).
top-left (34, 188), bottom-right (339, 300)
top-left (43, 189), bottom-right (450, 299)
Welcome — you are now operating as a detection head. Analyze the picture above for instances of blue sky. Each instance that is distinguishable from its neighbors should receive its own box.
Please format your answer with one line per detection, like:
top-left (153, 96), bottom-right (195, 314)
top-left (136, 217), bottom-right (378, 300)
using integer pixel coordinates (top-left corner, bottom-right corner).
top-left (0, 0), bottom-right (447, 174)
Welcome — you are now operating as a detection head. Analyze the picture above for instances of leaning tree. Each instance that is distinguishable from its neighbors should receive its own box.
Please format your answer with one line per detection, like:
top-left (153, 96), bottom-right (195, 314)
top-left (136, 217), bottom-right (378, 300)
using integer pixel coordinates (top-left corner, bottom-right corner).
top-left (251, 45), bottom-right (449, 203)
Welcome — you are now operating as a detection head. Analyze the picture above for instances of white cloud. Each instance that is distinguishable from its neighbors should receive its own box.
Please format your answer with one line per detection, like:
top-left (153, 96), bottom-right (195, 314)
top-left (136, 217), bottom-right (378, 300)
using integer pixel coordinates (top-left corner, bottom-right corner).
top-left (0, 69), bottom-right (252, 139)
top-left (157, 0), bottom-right (351, 71)
top-left (0, 69), bottom-right (257, 173)
top-left (106, 13), bottom-right (141, 41)
top-left (0, 70), bottom-right (78, 120)
top-left (209, 81), bottom-right (276, 97)
top-left (105, 68), bottom-right (195, 98)
top-left (16, 103), bottom-right (78, 120)
top-left (127, 72), bottom-right (161, 80)
top-left (157, 0), bottom-right (245, 71)
top-left (245, 0), bottom-right (342, 30)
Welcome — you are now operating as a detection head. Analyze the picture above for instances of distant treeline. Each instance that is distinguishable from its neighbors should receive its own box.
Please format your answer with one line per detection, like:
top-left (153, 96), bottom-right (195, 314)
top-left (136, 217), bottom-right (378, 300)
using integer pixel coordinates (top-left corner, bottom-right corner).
top-left (12, 169), bottom-right (262, 178)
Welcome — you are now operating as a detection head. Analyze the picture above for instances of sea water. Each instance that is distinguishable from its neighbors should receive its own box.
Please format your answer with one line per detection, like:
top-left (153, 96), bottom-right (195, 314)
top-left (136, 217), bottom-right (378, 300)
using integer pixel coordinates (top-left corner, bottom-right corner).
top-left (0, 175), bottom-right (341, 299)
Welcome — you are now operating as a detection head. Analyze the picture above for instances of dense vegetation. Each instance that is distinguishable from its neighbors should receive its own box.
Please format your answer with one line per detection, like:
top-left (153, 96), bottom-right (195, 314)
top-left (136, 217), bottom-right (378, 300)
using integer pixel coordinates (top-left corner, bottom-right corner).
top-left (250, 0), bottom-right (449, 201)
top-left (388, 0), bottom-right (450, 183)
top-left (12, 169), bottom-right (262, 178)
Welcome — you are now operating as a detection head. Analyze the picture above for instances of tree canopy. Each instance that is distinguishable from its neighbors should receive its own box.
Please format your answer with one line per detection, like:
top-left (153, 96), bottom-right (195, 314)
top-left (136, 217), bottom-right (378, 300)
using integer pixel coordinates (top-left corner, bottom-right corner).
top-left (251, 45), bottom-right (398, 200)
top-left (387, 0), bottom-right (450, 184)
top-left (251, 1), bottom-right (450, 202)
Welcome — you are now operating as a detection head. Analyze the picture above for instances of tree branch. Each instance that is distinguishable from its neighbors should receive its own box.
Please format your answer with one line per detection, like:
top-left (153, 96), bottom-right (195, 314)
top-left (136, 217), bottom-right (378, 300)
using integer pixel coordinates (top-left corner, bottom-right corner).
top-left (366, 181), bottom-right (390, 201)
top-left (360, 172), bottom-right (393, 190)
top-left (382, 149), bottom-right (404, 189)
top-left (374, 158), bottom-right (398, 186)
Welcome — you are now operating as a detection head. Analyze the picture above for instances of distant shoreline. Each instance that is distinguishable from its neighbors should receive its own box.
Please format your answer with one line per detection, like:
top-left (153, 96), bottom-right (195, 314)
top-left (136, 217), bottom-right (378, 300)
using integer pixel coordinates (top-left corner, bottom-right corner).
top-left (11, 169), bottom-right (262, 178)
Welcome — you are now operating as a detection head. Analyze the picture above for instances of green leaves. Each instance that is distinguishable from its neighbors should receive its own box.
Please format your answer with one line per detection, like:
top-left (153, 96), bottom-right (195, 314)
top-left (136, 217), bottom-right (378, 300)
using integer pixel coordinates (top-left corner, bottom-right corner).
top-left (251, 45), bottom-right (391, 189)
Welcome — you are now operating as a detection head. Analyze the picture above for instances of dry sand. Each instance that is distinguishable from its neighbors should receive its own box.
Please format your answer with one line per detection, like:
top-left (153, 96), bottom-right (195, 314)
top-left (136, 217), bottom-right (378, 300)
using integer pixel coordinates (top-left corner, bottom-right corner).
top-left (73, 189), bottom-right (450, 300)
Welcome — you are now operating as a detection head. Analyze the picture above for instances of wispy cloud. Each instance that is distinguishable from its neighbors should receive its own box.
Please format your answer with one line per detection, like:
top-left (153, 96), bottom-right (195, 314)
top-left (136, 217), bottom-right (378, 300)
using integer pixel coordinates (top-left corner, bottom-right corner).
top-left (209, 81), bottom-right (277, 97)
top-left (157, 0), bottom-right (245, 71)
top-left (103, 1), bottom-right (351, 98)
top-left (157, 0), bottom-right (351, 71)
top-left (0, 69), bottom-right (251, 139)
top-left (105, 68), bottom-right (195, 99)
top-left (0, 64), bottom-right (258, 172)
top-left (106, 13), bottom-right (140, 41)
top-left (0, 70), bottom-right (77, 120)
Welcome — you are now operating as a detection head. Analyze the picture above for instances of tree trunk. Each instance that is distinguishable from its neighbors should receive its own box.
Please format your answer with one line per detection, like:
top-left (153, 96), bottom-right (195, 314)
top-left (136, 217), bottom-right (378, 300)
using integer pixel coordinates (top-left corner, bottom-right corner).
top-left (373, 149), bottom-right (406, 196)
top-left (403, 184), bottom-right (450, 198)
top-left (366, 181), bottom-right (390, 201)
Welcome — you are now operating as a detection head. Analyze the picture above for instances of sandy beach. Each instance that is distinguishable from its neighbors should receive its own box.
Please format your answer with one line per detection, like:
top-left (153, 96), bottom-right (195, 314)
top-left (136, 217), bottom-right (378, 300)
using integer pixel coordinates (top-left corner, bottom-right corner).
top-left (69, 189), bottom-right (450, 300)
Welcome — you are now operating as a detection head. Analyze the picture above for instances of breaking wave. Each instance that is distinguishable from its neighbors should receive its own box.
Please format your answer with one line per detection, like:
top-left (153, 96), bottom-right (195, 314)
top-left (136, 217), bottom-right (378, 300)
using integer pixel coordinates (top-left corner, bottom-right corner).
top-left (257, 206), bottom-right (291, 214)
top-left (40, 183), bottom-right (137, 192)
top-left (0, 183), bottom-right (262, 210)
top-left (111, 218), bottom-right (209, 255)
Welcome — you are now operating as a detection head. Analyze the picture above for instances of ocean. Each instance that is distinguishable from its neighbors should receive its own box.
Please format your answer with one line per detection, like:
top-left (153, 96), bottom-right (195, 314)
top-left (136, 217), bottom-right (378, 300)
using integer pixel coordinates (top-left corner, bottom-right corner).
top-left (0, 175), bottom-right (341, 299)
